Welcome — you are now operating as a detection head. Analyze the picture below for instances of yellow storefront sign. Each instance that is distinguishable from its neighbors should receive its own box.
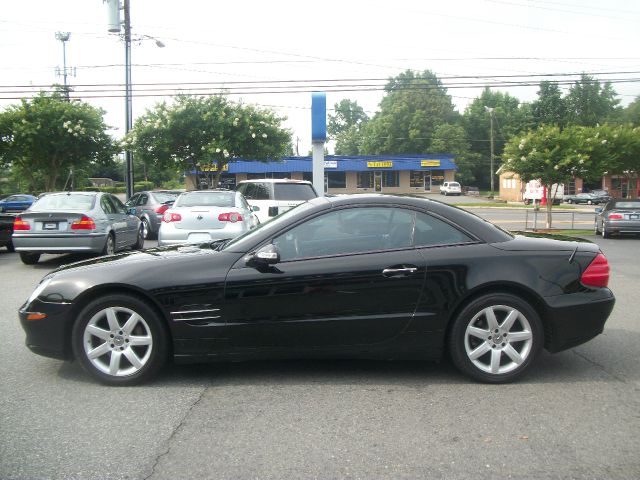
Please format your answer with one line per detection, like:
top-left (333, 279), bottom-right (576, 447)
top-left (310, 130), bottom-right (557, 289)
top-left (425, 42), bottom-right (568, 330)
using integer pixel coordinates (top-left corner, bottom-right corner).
top-left (201, 164), bottom-right (229, 172)
top-left (421, 160), bottom-right (441, 167)
top-left (367, 161), bottom-right (393, 168)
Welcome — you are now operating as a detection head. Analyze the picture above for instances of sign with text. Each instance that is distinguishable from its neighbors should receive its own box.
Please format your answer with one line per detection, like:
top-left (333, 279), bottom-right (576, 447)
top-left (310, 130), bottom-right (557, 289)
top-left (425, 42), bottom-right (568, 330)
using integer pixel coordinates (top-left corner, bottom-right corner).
top-left (324, 160), bottom-right (338, 168)
top-left (200, 164), bottom-right (229, 172)
top-left (367, 161), bottom-right (393, 168)
top-left (421, 160), bottom-right (441, 167)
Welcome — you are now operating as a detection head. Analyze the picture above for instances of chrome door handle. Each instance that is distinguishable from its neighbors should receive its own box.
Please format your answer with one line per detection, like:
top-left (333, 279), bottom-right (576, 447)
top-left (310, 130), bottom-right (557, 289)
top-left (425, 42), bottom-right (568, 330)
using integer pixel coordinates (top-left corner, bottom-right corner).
top-left (382, 267), bottom-right (418, 277)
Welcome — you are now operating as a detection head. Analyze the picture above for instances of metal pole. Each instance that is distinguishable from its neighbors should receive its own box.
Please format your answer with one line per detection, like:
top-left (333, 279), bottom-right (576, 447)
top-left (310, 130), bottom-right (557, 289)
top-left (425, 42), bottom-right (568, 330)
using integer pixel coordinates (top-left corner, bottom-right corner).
top-left (124, 0), bottom-right (134, 200)
top-left (62, 40), bottom-right (69, 100)
top-left (312, 142), bottom-right (325, 197)
top-left (489, 110), bottom-right (495, 194)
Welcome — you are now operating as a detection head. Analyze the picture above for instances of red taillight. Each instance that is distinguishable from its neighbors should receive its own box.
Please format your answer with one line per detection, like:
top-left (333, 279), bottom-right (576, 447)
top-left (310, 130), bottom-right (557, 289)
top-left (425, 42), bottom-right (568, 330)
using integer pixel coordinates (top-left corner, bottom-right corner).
top-left (163, 212), bottom-right (182, 223)
top-left (13, 216), bottom-right (31, 231)
top-left (156, 204), bottom-right (170, 215)
top-left (218, 212), bottom-right (243, 223)
top-left (581, 253), bottom-right (610, 288)
top-left (71, 216), bottom-right (96, 230)
top-left (608, 213), bottom-right (623, 220)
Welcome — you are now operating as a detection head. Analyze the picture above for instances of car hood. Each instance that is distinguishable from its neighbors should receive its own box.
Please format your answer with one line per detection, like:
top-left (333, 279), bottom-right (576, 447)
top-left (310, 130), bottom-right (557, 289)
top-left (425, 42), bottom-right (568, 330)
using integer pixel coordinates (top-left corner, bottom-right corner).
top-left (491, 231), bottom-right (599, 253)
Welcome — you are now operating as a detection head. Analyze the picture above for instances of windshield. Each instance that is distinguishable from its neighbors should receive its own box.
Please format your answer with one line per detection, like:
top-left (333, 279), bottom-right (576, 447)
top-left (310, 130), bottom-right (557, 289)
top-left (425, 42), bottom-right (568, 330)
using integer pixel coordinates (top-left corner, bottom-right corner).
top-left (152, 192), bottom-right (179, 203)
top-left (31, 194), bottom-right (96, 211)
top-left (273, 183), bottom-right (317, 201)
top-left (175, 192), bottom-right (235, 207)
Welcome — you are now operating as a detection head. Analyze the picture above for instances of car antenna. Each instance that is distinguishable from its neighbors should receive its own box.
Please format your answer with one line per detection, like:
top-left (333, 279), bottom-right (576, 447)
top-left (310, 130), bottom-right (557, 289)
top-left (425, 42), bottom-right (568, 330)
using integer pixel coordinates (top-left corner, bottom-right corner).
top-left (568, 244), bottom-right (579, 264)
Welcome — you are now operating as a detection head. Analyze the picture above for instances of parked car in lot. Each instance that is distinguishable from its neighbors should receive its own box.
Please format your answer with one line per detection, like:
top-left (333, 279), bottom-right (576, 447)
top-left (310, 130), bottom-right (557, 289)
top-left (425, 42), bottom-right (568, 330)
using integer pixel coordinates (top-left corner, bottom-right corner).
top-left (440, 181), bottom-right (462, 196)
top-left (235, 179), bottom-right (318, 223)
top-left (0, 194), bottom-right (36, 212)
top-left (564, 192), bottom-right (608, 205)
top-left (125, 190), bottom-right (181, 239)
top-left (12, 192), bottom-right (143, 265)
top-left (19, 194), bottom-right (614, 386)
top-left (595, 199), bottom-right (640, 238)
top-left (0, 212), bottom-right (15, 251)
top-left (158, 189), bottom-right (258, 246)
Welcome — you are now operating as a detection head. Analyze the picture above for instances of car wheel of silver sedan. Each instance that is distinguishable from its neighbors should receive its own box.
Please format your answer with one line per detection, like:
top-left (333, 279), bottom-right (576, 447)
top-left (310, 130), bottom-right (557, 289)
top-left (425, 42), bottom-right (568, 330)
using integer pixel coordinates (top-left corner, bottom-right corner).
top-left (134, 226), bottom-right (144, 250)
top-left (449, 293), bottom-right (543, 383)
top-left (141, 218), bottom-right (151, 240)
top-left (72, 294), bottom-right (168, 385)
top-left (102, 233), bottom-right (115, 255)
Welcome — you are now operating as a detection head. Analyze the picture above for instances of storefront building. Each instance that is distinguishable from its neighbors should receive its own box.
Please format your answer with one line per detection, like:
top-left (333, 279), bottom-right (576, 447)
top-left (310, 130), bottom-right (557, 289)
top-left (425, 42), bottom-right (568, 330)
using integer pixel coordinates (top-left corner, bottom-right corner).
top-left (188, 154), bottom-right (458, 194)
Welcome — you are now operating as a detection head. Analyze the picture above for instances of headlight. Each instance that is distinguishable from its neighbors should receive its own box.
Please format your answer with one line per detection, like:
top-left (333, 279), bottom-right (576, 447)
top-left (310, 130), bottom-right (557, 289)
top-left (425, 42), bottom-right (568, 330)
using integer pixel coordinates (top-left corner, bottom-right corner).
top-left (26, 277), bottom-right (53, 306)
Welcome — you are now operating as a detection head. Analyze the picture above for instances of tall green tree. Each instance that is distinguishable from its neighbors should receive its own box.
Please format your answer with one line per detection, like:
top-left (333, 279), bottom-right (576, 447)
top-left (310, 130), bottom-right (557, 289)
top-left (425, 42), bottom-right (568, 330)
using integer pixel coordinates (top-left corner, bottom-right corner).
top-left (531, 81), bottom-right (567, 127)
top-left (328, 99), bottom-right (369, 155)
top-left (127, 95), bottom-right (291, 188)
top-left (463, 88), bottom-right (533, 189)
top-left (623, 95), bottom-right (640, 126)
top-left (428, 124), bottom-right (480, 185)
top-left (359, 70), bottom-right (459, 154)
top-left (0, 91), bottom-right (115, 192)
top-left (565, 74), bottom-right (621, 126)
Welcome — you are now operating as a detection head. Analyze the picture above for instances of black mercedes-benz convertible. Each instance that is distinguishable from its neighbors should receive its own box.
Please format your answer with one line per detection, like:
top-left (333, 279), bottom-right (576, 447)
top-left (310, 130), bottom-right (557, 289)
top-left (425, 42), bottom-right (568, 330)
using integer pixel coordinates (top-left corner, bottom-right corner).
top-left (19, 195), bottom-right (614, 385)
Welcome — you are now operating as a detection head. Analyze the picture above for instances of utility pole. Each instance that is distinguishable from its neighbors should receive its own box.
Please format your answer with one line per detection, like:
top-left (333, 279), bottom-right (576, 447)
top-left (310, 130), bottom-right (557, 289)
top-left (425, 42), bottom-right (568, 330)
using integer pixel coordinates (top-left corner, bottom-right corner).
top-left (123, 0), bottom-right (134, 200)
top-left (55, 32), bottom-right (72, 100)
top-left (485, 106), bottom-right (495, 194)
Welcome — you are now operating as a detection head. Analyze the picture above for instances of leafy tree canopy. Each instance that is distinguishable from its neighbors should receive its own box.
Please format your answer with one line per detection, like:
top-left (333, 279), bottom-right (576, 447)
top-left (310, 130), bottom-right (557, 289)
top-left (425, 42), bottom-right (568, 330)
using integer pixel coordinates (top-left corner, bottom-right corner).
top-left (0, 91), bottom-right (116, 192)
top-left (565, 74), bottom-right (621, 126)
top-left (359, 70), bottom-right (459, 155)
top-left (427, 124), bottom-right (480, 186)
top-left (531, 81), bottom-right (567, 127)
top-left (623, 95), bottom-right (640, 126)
top-left (127, 95), bottom-right (292, 187)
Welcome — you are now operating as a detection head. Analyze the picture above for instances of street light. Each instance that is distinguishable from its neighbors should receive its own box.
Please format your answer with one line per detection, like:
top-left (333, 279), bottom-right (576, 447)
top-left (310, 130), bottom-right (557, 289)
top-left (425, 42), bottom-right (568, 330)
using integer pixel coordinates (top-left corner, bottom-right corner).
top-left (55, 32), bottom-right (71, 100)
top-left (485, 106), bottom-right (495, 194)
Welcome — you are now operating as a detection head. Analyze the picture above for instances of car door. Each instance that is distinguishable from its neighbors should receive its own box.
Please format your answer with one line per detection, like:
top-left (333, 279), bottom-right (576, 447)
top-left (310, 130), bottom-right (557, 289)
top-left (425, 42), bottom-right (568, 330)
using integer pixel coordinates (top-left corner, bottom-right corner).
top-left (110, 195), bottom-right (139, 246)
top-left (223, 206), bottom-right (426, 349)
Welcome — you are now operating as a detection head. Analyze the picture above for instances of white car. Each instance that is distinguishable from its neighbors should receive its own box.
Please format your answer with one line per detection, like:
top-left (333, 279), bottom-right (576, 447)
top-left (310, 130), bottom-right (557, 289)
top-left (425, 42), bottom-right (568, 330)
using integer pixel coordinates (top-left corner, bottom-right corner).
top-left (158, 190), bottom-right (258, 246)
top-left (235, 179), bottom-right (318, 223)
top-left (440, 181), bottom-right (462, 196)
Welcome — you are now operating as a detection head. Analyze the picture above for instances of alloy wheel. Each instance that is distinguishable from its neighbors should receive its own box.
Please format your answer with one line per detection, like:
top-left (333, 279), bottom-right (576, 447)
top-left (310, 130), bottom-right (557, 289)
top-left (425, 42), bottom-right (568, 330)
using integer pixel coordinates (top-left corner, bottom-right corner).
top-left (82, 306), bottom-right (153, 377)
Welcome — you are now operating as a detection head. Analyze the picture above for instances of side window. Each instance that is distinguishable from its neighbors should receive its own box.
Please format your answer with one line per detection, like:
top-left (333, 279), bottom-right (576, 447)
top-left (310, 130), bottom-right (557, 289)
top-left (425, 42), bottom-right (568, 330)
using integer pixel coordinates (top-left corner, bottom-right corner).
top-left (125, 194), bottom-right (139, 207)
top-left (273, 207), bottom-right (415, 261)
top-left (236, 183), bottom-right (247, 195)
top-left (109, 195), bottom-right (127, 214)
top-left (414, 212), bottom-right (473, 246)
top-left (100, 196), bottom-right (115, 214)
top-left (136, 194), bottom-right (148, 206)
top-left (253, 183), bottom-right (271, 200)
top-left (242, 184), bottom-right (256, 200)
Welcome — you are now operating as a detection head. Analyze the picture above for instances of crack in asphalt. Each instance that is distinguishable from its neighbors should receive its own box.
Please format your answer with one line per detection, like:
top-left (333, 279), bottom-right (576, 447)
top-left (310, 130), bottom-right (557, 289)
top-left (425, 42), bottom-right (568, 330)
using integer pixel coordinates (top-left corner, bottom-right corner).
top-left (571, 349), bottom-right (627, 383)
top-left (142, 383), bottom-right (210, 480)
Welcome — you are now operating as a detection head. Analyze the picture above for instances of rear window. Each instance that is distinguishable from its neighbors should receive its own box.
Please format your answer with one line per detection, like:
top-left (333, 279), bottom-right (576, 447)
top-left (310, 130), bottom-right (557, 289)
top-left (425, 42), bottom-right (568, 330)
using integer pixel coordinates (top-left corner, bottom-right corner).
top-left (31, 194), bottom-right (95, 211)
top-left (152, 192), bottom-right (179, 204)
top-left (273, 183), bottom-right (316, 201)
top-left (448, 182), bottom-right (460, 187)
top-left (175, 192), bottom-right (235, 207)
top-left (612, 201), bottom-right (640, 209)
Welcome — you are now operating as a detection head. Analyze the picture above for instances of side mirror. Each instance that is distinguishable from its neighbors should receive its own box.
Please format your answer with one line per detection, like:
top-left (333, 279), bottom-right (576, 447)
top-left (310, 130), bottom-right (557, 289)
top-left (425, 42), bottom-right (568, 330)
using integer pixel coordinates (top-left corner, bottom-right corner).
top-left (251, 205), bottom-right (261, 212)
top-left (247, 244), bottom-right (280, 267)
top-left (595, 207), bottom-right (603, 214)
top-left (127, 207), bottom-right (137, 216)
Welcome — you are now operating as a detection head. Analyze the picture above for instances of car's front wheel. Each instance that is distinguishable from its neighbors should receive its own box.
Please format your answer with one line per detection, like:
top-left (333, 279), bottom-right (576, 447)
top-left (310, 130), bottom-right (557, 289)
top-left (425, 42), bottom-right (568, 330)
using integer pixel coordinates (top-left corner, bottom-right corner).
top-left (71, 294), bottom-right (168, 386)
top-left (133, 226), bottom-right (144, 250)
top-left (449, 293), bottom-right (543, 383)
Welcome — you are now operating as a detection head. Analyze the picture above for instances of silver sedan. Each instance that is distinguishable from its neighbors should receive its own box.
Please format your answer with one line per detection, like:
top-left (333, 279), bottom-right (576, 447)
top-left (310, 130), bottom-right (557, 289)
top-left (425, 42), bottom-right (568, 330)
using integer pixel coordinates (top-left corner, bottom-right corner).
top-left (595, 199), bottom-right (640, 238)
top-left (12, 192), bottom-right (143, 264)
top-left (158, 190), bottom-right (258, 247)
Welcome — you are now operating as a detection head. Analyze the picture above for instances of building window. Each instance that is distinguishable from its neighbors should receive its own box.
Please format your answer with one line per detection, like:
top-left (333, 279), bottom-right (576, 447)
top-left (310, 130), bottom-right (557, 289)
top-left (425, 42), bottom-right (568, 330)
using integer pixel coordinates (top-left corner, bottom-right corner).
top-left (326, 171), bottom-right (346, 188)
top-left (382, 171), bottom-right (399, 187)
top-left (431, 170), bottom-right (444, 186)
top-left (410, 171), bottom-right (425, 188)
top-left (246, 172), bottom-right (291, 180)
top-left (302, 172), bottom-right (313, 182)
top-left (357, 172), bottom-right (374, 188)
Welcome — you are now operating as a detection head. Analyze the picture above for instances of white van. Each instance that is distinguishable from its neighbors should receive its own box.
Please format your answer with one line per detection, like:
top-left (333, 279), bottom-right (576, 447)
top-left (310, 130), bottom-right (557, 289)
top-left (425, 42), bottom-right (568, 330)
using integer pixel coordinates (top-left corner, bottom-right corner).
top-left (235, 179), bottom-right (318, 223)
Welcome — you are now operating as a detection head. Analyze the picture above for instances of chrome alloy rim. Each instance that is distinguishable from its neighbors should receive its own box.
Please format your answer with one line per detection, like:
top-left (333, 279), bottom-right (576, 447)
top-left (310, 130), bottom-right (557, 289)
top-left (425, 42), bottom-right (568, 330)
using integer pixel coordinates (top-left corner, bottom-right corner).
top-left (83, 306), bottom-right (153, 377)
top-left (464, 305), bottom-right (533, 375)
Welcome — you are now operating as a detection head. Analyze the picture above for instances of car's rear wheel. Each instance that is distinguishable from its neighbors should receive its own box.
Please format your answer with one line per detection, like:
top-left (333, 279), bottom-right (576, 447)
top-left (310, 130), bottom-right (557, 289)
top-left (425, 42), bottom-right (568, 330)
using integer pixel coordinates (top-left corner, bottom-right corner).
top-left (6, 241), bottom-right (15, 253)
top-left (449, 293), bottom-right (543, 383)
top-left (71, 294), bottom-right (168, 386)
top-left (134, 226), bottom-right (144, 250)
top-left (19, 252), bottom-right (41, 265)
top-left (141, 217), bottom-right (155, 240)
top-left (602, 225), bottom-right (611, 239)
top-left (102, 233), bottom-right (115, 255)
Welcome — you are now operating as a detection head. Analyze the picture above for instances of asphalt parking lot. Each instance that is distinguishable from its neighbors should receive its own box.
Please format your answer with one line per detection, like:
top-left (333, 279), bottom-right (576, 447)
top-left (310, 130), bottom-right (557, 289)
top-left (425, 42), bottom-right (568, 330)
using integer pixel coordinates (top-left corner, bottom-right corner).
top-left (1, 232), bottom-right (639, 479)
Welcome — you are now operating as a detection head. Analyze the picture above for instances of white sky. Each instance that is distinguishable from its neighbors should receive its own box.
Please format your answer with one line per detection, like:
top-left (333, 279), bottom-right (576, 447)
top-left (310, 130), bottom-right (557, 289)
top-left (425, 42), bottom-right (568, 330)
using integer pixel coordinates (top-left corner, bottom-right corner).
top-left (2, 0), bottom-right (639, 154)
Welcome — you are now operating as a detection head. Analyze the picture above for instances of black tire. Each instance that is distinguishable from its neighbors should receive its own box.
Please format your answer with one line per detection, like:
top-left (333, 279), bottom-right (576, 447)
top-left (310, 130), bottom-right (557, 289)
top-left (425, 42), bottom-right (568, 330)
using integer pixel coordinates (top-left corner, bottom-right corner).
top-left (133, 225), bottom-right (145, 250)
top-left (142, 217), bottom-right (156, 240)
top-left (102, 233), bottom-right (115, 255)
top-left (602, 226), bottom-right (611, 239)
top-left (19, 252), bottom-right (41, 265)
top-left (6, 241), bottom-right (15, 253)
top-left (594, 220), bottom-right (600, 235)
top-left (71, 294), bottom-right (168, 386)
top-left (448, 293), bottom-right (543, 383)
top-left (567, 199), bottom-right (573, 204)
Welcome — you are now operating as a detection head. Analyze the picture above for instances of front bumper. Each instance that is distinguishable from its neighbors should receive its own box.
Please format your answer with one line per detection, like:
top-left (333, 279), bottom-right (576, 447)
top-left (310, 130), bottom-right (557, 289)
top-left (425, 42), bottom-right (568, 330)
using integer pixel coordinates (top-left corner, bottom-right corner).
top-left (543, 289), bottom-right (615, 353)
top-left (19, 300), bottom-right (75, 360)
